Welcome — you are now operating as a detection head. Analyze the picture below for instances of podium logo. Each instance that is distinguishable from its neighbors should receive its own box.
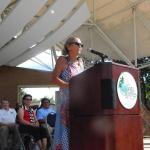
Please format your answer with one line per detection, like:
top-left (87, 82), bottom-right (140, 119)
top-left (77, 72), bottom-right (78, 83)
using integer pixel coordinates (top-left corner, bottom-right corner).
top-left (117, 72), bottom-right (138, 109)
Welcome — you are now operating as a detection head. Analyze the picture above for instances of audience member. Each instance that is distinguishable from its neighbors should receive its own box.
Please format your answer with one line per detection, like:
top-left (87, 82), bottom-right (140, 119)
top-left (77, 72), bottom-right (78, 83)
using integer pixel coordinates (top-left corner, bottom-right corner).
top-left (18, 94), bottom-right (49, 150)
top-left (36, 98), bottom-right (56, 148)
top-left (36, 98), bottom-right (56, 124)
top-left (0, 100), bottom-right (21, 150)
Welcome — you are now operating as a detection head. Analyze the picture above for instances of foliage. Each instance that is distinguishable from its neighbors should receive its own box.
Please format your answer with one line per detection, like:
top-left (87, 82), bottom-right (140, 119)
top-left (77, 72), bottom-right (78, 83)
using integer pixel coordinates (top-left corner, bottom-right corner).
top-left (140, 67), bottom-right (150, 110)
top-left (18, 88), bottom-right (27, 102)
top-left (137, 56), bottom-right (150, 110)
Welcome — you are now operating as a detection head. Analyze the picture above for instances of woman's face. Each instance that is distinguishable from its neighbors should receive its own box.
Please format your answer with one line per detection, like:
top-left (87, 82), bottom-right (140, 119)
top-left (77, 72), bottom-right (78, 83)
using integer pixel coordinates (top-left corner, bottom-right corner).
top-left (67, 38), bottom-right (83, 56)
top-left (23, 96), bottom-right (32, 106)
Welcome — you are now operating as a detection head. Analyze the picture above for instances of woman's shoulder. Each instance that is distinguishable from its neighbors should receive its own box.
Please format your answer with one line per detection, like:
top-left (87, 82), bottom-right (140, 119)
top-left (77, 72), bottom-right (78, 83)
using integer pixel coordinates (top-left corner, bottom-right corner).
top-left (78, 57), bottom-right (84, 64)
top-left (77, 57), bottom-right (84, 70)
top-left (78, 57), bottom-right (83, 61)
top-left (18, 107), bottom-right (24, 114)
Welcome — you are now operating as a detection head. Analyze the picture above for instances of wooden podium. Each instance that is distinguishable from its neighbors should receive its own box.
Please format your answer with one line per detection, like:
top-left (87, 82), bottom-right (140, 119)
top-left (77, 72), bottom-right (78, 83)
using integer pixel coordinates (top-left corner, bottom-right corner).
top-left (69, 62), bottom-right (143, 150)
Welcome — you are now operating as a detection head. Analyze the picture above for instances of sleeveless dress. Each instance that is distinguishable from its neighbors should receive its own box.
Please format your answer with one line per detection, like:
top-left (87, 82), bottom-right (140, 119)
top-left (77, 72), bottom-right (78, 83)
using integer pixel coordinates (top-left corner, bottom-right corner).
top-left (53, 58), bottom-right (84, 150)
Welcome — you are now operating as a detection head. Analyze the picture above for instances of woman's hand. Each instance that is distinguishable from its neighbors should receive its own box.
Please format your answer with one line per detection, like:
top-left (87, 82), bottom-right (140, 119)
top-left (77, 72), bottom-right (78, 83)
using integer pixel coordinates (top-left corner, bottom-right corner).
top-left (30, 122), bottom-right (39, 127)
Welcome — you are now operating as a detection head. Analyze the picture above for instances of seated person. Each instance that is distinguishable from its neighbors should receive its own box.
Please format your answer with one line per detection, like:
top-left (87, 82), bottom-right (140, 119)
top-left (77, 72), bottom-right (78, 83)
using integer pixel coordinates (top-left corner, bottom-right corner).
top-left (18, 94), bottom-right (49, 150)
top-left (36, 98), bottom-right (56, 125)
top-left (36, 98), bottom-right (56, 147)
top-left (0, 100), bottom-right (21, 150)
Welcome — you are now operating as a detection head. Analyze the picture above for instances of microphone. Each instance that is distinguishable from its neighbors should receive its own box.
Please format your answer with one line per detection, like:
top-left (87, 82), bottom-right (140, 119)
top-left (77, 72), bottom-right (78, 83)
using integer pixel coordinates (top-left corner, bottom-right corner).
top-left (87, 48), bottom-right (107, 58)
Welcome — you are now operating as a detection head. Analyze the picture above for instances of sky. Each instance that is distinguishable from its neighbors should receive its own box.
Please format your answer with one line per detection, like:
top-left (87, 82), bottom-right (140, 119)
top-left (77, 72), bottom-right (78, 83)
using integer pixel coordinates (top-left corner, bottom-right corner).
top-left (18, 49), bottom-right (62, 71)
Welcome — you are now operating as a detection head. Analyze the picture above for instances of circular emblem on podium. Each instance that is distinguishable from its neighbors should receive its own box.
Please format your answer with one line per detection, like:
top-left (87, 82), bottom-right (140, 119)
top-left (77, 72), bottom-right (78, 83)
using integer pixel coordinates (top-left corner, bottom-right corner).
top-left (117, 72), bottom-right (138, 109)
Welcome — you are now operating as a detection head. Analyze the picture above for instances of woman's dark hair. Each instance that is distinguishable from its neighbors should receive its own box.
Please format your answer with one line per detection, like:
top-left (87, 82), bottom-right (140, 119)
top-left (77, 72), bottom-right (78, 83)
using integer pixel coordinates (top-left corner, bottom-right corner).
top-left (41, 98), bottom-right (50, 104)
top-left (22, 94), bottom-right (32, 106)
top-left (22, 94), bottom-right (32, 100)
top-left (63, 36), bottom-right (81, 55)
top-left (39, 98), bottom-right (50, 108)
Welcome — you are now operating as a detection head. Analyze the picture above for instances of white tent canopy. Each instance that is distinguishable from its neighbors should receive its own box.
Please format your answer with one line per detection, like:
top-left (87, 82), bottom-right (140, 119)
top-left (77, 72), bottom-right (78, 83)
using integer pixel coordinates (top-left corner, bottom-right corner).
top-left (0, 0), bottom-right (150, 68)
top-left (0, 0), bottom-right (90, 67)
top-left (76, 0), bottom-right (150, 68)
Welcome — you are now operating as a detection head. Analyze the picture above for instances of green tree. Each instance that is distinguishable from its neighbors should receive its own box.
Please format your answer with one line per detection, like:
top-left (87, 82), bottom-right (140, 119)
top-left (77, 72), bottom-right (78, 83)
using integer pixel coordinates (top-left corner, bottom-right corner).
top-left (140, 67), bottom-right (150, 110)
top-left (18, 88), bottom-right (27, 103)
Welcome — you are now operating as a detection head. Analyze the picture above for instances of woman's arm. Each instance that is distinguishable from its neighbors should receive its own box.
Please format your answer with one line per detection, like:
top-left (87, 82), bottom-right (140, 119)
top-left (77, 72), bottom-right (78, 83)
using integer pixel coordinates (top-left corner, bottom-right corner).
top-left (52, 56), bottom-right (69, 88)
top-left (18, 108), bottom-right (31, 125)
top-left (33, 112), bottom-right (39, 127)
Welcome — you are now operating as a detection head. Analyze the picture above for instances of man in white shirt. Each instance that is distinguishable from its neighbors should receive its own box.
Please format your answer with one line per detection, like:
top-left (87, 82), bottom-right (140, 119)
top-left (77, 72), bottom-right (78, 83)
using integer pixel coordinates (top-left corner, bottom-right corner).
top-left (0, 100), bottom-right (21, 150)
top-left (0, 103), bottom-right (16, 124)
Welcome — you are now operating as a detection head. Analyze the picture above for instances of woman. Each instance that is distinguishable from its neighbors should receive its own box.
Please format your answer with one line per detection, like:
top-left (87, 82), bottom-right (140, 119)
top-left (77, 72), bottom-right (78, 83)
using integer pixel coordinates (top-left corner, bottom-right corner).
top-left (52, 37), bottom-right (84, 150)
top-left (18, 94), bottom-right (48, 150)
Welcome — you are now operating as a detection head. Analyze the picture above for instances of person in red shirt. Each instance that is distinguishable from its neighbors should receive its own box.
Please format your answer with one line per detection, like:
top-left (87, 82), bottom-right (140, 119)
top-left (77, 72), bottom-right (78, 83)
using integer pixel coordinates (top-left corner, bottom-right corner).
top-left (18, 94), bottom-right (48, 150)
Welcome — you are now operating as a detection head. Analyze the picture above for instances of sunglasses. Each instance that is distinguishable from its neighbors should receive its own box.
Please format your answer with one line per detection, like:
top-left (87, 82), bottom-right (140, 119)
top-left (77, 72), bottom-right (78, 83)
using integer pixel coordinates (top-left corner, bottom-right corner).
top-left (43, 101), bottom-right (50, 103)
top-left (25, 98), bottom-right (32, 101)
top-left (69, 42), bottom-right (83, 48)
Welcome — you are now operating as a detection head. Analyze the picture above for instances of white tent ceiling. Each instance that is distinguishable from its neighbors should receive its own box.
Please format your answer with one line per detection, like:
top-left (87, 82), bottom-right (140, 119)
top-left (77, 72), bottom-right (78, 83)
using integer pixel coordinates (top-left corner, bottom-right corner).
top-left (0, 0), bottom-right (150, 68)
top-left (75, 0), bottom-right (150, 68)
top-left (0, 0), bottom-right (90, 66)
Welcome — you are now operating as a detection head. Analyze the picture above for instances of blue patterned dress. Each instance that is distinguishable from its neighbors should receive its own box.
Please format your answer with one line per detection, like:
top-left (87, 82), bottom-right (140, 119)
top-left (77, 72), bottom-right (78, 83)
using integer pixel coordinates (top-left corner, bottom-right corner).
top-left (53, 58), bottom-right (84, 150)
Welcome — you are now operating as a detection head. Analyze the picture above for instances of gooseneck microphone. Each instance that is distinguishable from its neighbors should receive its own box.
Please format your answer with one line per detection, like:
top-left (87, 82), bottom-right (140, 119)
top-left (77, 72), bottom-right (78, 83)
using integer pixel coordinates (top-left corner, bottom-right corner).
top-left (87, 48), bottom-right (106, 57)
top-left (87, 48), bottom-right (108, 62)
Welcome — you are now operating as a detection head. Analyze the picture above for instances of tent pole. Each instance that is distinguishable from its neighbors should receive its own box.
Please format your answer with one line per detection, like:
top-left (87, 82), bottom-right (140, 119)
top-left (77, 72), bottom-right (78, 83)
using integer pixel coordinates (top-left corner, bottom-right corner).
top-left (91, 21), bottom-right (134, 67)
top-left (133, 7), bottom-right (137, 67)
